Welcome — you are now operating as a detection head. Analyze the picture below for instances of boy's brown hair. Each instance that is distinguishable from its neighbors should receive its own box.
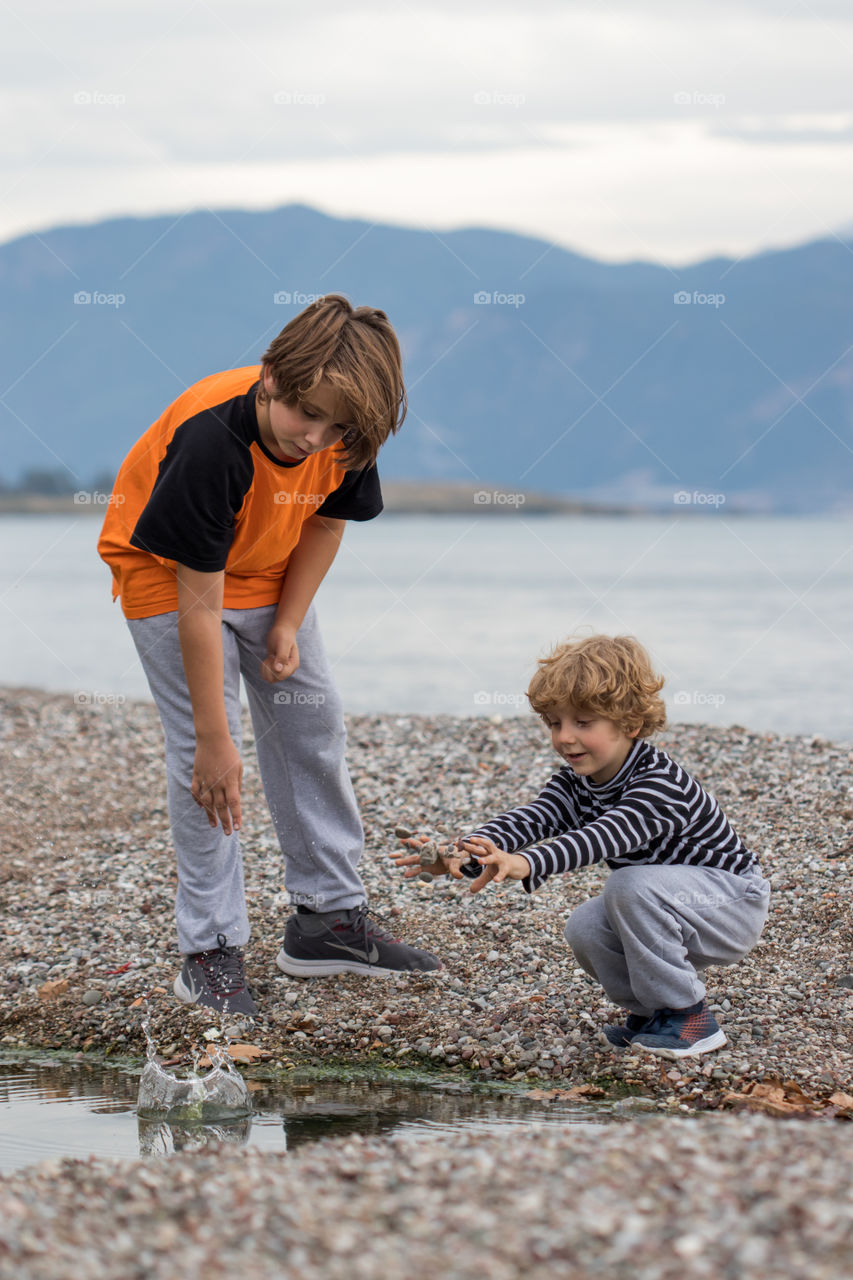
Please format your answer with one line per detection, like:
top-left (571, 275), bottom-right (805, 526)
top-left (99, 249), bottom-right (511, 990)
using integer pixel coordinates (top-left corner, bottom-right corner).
top-left (528, 634), bottom-right (666, 738)
top-left (258, 294), bottom-right (406, 469)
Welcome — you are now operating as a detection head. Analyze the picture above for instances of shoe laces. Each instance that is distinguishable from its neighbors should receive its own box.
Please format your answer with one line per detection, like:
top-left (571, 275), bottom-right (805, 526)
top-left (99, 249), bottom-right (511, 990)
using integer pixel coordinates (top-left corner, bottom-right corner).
top-left (329, 904), bottom-right (401, 953)
top-left (196, 933), bottom-right (246, 997)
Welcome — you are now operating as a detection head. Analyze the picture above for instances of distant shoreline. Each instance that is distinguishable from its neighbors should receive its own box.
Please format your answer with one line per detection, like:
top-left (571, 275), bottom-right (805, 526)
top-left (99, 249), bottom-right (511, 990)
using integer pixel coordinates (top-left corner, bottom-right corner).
top-left (0, 483), bottom-right (758, 517)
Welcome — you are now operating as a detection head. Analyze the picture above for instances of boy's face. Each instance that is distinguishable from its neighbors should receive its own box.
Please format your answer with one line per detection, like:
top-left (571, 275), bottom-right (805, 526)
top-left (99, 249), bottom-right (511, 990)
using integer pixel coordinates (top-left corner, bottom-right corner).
top-left (257, 369), bottom-right (354, 462)
top-left (542, 704), bottom-right (638, 784)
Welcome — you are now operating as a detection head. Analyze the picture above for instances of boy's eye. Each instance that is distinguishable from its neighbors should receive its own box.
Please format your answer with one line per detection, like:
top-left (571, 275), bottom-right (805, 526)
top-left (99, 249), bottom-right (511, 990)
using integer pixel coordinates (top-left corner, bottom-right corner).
top-left (302, 408), bottom-right (318, 419)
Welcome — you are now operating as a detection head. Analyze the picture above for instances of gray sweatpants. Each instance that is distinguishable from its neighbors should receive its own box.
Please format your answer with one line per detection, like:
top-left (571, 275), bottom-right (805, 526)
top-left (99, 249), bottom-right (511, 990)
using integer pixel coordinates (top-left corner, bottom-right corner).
top-left (564, 863), bottom-right (770, 1015)
top-left (127, 604), bottom-right (366, 955)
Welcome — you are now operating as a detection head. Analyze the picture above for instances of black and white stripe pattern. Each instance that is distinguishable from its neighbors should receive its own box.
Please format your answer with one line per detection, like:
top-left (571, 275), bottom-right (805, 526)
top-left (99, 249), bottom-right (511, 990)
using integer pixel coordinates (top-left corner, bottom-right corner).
top-left (463, 740), bottom-right (758, 892)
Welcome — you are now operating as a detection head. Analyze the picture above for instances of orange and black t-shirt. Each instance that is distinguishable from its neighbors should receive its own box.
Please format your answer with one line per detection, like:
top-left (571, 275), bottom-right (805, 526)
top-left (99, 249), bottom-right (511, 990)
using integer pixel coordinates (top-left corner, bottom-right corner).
top-left (97, 366), bottom-right (383, 620)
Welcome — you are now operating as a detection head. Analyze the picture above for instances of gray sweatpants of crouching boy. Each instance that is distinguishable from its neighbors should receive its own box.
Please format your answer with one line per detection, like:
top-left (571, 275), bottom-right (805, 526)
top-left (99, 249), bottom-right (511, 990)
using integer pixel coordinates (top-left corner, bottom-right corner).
top-left (564, 863), bottom-right (771, 1016)
top-left (127, 603), bottom-right (366, 956)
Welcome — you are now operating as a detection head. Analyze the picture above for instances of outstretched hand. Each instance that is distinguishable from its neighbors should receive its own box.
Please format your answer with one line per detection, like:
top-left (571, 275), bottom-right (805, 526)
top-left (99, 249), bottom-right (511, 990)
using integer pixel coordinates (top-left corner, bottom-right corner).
top-left (389, 834), bottom-right (467, 880)
top-left (457, 836), bottom-right (531, 894)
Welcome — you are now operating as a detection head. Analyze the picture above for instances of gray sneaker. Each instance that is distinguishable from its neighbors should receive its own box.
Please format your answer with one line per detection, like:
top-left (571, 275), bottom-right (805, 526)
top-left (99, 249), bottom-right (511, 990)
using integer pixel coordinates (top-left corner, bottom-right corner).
top-left (276, 906), bottom-right (442, 977)
top-left (173, 933), bottom-right (257, 1016)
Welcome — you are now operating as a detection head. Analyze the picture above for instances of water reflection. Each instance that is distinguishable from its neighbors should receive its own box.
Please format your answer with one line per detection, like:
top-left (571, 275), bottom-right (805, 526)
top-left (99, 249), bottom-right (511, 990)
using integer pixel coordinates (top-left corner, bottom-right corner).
top-left (0, 1054), bottom-right (616, 1173)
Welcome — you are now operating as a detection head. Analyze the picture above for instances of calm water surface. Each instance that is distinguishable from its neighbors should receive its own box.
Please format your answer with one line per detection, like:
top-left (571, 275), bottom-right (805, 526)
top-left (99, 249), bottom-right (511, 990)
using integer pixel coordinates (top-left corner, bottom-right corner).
top-left (0, 512), bottom-right (850, 738)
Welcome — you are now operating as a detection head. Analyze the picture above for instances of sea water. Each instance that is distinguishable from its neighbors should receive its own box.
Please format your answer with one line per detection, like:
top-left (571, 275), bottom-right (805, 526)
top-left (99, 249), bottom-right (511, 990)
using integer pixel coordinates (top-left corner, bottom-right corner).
top-left (0, 512), bottom-right (851, 739)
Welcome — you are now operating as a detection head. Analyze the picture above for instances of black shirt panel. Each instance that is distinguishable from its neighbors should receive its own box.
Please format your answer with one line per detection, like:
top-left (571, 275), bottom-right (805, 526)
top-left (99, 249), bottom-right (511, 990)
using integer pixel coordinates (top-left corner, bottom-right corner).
top-left (315, 463), bottom-right (384, 521)
top-left (130, 394), bottom-right (256, 572)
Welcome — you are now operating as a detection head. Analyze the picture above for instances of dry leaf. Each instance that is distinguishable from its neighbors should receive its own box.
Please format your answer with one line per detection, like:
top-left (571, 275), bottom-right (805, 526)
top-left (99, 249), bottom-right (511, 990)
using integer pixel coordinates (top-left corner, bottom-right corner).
top-left (524, 1085), bottom-right (605, 1102)
top-left (197, 1041), bottom-right (267, 1068)
top-left (37, 978), bottom-right (69, 1001)
top-left (827, 1092), bottom-right (853, 1116)
top-left (723, 1078), bottom-right (821, 1117)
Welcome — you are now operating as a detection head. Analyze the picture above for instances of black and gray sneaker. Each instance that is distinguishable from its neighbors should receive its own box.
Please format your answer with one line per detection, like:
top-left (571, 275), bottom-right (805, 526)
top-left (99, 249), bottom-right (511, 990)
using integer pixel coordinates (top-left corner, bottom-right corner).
top-left (276, 905), bottom-right (442, 977)
top-left (173, 933), bottom-right (257, 1016)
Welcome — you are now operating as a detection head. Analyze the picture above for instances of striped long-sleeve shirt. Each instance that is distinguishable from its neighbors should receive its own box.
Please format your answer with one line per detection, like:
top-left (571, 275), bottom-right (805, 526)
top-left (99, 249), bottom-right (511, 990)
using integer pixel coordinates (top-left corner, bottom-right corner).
top-left (462, 740), bottom-right (758, 893)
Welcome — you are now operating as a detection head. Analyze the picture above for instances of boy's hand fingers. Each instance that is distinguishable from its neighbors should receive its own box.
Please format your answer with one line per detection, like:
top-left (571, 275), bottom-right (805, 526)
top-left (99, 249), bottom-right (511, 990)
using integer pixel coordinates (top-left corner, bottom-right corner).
top-left (468, 866), bottom-right (497, 894)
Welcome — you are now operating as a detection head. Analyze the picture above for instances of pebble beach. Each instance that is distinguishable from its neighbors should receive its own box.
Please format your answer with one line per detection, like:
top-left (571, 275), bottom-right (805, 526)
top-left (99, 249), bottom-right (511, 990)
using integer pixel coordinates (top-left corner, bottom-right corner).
top-left (1, 687), bottom-right (852, 1276)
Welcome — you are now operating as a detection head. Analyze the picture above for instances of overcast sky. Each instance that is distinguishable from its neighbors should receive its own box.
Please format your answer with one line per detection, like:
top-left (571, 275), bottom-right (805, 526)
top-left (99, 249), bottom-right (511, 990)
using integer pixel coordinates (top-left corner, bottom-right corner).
top-left (2, 0), bottom-right (853, 264)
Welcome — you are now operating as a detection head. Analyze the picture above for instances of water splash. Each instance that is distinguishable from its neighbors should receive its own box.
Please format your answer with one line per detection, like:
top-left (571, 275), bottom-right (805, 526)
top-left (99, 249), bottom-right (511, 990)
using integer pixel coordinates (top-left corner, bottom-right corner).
top-left (136, 1009), bottom-right (251, 1123)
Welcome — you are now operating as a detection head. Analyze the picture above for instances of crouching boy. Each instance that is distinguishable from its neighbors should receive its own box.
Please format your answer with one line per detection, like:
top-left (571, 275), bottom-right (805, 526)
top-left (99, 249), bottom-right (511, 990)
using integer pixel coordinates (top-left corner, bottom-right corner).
top-left (395, 635), bottom-right (770, 1059)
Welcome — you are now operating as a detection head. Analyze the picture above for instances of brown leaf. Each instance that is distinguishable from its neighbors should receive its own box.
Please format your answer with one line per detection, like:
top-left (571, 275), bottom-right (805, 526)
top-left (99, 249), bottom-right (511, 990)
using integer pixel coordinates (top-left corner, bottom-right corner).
top-left (38, 978), bottom-right (69, 1001)
top-left (197, 1041), bottom-right (268, 1068)
top-left (827, 1092), bottom-right (853, 1116)
top-left (524, 1085), bottom-right (605, 1102)
top-left (723, 1078), bottom-right (822, 1117)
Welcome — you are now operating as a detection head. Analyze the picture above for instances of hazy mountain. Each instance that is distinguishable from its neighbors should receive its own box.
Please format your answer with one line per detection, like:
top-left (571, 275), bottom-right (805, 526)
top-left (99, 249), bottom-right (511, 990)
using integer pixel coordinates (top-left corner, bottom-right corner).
top-left (1, 203), bottom-right (852, 510)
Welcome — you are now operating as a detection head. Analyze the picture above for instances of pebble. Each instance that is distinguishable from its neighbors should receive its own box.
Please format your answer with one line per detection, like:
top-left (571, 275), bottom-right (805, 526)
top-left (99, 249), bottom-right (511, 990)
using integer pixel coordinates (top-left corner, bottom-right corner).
top-left (1, 690), bottom-right (852, 1116)
top-left (0, 1116), bottom-right (851, 1278)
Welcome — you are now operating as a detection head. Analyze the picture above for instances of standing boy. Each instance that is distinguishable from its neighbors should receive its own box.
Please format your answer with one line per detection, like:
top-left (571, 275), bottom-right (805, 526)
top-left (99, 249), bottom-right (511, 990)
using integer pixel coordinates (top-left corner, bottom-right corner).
top-left (395, 635), bottom-right (769, 1059)
top-left (99, 295), bottom-right (440, 1016)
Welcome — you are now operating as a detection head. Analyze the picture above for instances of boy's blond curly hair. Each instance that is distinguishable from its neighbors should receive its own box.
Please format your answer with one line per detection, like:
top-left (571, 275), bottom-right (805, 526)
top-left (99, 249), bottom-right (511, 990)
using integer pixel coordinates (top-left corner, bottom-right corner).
top-left (527, 634), bottom-right (666, 738)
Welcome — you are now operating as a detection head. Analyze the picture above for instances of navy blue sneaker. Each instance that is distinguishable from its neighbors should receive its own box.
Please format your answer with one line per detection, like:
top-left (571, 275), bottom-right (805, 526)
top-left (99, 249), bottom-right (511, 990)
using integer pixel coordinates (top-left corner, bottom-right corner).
top-left (631, 1000), bottom-right (726, 1059)
top-left (603, 1012), bottom-right (652, 1048)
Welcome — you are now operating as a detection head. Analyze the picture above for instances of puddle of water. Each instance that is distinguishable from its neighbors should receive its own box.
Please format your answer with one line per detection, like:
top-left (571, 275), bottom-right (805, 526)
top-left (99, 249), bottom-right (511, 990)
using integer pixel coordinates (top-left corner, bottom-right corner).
top-left (0, 1054), bottom-right (634, 1173)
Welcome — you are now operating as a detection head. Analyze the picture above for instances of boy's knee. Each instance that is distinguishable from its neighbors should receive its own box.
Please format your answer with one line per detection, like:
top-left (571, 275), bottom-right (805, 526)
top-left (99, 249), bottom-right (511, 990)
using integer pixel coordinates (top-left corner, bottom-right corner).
top-left (603, 867), bottom-right (650, 913)
top-left (564, 897), bottom-right (600, 951)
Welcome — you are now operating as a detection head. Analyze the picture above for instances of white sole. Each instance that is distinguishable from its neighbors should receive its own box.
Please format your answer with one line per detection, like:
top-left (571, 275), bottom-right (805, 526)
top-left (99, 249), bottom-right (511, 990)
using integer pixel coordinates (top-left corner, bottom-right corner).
top-left (276, 948), bottom-right (399, 978)
top-left (633, 1029), bottom-right (727, 1059)
top-left (173, 974), bottom-right (197, 1004)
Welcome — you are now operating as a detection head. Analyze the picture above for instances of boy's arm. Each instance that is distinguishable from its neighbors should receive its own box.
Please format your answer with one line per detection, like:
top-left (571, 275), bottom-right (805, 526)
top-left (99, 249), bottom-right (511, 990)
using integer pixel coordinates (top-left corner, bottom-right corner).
top-left (261, 514), bottom-right (345, 682)
top-left (455, 773), bottom-right (581, 864)
top-left (517, 789), bottom-right (689, 891)
top-left (176, 564), bottom-right (243, 834)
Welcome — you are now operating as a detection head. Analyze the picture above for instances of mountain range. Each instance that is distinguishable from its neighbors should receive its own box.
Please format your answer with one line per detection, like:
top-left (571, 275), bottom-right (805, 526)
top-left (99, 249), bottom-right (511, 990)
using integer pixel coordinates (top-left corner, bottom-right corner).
top-left (1, 203), bottom-right (852, 510)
